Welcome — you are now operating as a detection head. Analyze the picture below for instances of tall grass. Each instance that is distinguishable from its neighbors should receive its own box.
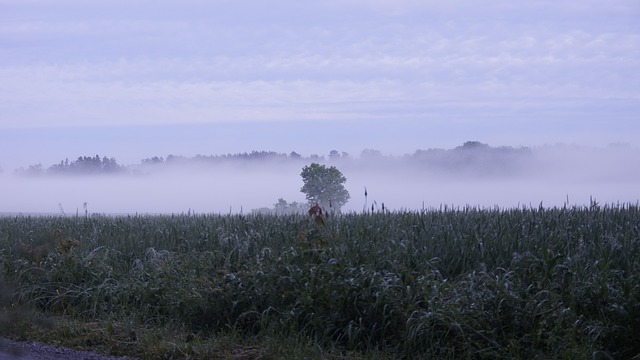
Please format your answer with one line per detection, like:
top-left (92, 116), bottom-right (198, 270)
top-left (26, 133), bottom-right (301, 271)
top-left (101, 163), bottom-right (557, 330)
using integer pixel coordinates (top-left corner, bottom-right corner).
top-left (1, 203), bottom-right (639, 359)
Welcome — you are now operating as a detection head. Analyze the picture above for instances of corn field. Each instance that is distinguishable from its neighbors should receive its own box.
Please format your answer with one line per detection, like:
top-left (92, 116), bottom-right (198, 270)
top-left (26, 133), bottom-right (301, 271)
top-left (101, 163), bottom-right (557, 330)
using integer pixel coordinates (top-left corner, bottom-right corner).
top-left (1, 203), bottom-right (640, 359)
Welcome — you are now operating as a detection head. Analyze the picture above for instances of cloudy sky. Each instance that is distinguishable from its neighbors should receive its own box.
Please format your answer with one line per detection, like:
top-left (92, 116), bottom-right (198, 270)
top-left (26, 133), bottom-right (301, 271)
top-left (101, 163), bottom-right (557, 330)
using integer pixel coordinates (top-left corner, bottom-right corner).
top-left (1, 0), bottom-right (639, 171)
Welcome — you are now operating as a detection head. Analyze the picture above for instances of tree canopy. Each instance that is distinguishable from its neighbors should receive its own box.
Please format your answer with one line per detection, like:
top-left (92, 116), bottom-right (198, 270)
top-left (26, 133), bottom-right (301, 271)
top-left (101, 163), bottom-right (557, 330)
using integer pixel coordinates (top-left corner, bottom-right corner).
top-left (300, 163), bottom-right (350, 211)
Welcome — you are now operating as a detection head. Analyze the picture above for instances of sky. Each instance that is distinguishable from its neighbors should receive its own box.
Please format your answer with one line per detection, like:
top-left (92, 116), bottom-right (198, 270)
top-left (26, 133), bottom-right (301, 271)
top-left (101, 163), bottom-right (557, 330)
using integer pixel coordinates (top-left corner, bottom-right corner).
top-left (0, 0), bottom-right (639, 213)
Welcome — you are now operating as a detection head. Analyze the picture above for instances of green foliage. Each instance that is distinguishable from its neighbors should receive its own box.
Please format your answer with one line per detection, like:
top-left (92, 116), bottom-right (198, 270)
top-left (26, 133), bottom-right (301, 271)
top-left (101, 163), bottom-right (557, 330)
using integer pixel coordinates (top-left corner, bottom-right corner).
top-left (1, 204), bottom-right (640, 359)
top-left (300, 163), bottom-right (350, 211)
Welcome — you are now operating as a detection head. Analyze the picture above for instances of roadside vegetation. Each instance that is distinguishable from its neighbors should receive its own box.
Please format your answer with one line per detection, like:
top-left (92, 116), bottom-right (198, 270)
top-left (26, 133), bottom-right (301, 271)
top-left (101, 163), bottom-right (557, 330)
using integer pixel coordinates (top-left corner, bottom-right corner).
top-left (1, 203), bottom-right (640, 359)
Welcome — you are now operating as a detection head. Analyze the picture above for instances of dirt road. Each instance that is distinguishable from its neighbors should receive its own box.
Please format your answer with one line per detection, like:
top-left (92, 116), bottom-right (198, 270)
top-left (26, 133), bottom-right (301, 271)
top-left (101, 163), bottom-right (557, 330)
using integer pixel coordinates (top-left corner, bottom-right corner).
top-left (0, 338), bottom-right (136, 360)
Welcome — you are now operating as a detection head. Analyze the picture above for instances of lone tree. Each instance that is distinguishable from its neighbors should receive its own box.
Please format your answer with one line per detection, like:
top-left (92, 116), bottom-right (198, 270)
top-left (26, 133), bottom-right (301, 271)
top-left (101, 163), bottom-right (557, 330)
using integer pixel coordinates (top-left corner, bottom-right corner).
top-left (300, 163), bottom-right (350, 211)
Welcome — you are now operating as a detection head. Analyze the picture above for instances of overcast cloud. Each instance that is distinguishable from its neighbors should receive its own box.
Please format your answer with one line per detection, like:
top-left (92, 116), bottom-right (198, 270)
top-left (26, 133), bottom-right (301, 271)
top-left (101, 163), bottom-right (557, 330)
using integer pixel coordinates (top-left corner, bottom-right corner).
top-left (2, 0), bottom-right (638, 131)
top-left (0, 0), bottom-right (639, 211)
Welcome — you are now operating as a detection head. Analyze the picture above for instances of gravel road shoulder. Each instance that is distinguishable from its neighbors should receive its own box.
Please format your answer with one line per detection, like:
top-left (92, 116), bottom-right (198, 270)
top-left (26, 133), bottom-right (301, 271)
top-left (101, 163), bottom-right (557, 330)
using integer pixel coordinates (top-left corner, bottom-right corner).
top-left (0, 338), bottom-right (137, 360)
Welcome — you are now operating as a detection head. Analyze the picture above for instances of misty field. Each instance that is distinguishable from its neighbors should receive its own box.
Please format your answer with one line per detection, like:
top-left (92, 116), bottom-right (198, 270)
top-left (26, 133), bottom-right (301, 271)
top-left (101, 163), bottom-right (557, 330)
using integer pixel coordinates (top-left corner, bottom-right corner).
top-left (1, 204), bottom-right (640, 359)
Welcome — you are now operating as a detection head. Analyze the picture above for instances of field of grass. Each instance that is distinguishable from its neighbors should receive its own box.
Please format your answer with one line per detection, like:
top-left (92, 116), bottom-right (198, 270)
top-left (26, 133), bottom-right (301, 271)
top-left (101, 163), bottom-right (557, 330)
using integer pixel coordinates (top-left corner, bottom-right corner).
top-left (1, 203), bottom-right (640, 359)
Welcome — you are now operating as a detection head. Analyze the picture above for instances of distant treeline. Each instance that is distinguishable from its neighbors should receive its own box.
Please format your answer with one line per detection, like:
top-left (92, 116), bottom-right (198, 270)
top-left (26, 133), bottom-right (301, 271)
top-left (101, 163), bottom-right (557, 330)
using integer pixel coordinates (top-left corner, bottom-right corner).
top-left (16, 155), bottom-right (124, 176)
top-left (14, 141), bottom-right (532, 177)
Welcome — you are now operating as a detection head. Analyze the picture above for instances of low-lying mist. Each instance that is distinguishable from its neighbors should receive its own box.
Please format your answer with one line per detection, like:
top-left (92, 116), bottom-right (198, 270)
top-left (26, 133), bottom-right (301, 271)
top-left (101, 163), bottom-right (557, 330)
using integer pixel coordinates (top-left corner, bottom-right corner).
top-left (1, 144), bottom-right (638, 215)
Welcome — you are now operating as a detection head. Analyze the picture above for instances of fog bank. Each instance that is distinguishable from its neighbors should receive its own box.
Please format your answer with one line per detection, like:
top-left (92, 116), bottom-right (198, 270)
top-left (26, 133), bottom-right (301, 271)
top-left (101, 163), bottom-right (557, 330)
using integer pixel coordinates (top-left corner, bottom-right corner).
top-left (1, 145), bottom-right (638, 215)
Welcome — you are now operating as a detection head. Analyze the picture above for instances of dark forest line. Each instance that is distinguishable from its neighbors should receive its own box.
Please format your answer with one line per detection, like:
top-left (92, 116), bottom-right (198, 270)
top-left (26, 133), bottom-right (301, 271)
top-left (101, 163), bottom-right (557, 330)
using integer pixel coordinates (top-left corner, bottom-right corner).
top-left (12, 141), bottom-right (533, 177)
